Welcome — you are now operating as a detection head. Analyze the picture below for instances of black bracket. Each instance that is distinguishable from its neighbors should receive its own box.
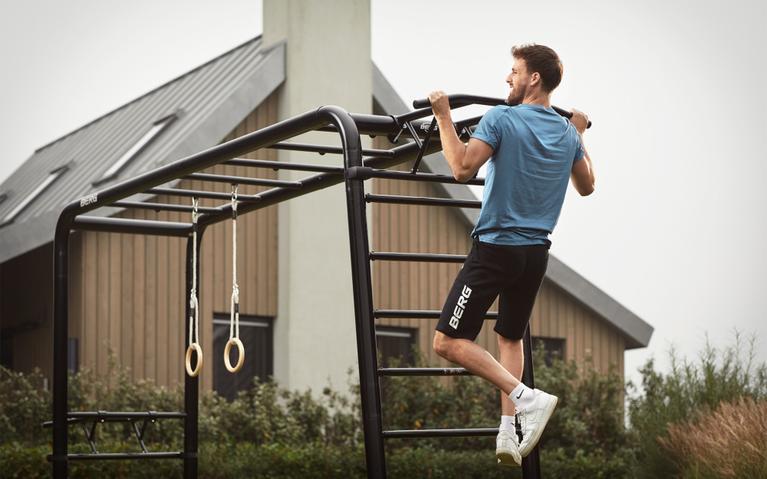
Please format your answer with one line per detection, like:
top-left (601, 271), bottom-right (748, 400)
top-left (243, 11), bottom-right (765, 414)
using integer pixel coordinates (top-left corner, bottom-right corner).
top-left (81, 419), bottom-right (99, 453)
top-left (345, 166), bottom-right (373, 181)
top-left (411, 117), bottom-right (437, 174)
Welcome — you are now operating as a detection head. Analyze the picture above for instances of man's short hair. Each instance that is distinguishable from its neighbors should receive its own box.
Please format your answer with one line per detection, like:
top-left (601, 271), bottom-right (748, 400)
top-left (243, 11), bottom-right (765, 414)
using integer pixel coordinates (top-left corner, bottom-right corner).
top-left (511, 44), bottom-right (563, 93)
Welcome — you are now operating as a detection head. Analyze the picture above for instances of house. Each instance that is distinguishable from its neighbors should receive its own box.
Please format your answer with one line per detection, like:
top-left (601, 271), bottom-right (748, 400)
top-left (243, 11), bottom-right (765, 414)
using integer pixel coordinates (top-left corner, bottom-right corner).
top-left (0, 1), bottom-right (652, 400)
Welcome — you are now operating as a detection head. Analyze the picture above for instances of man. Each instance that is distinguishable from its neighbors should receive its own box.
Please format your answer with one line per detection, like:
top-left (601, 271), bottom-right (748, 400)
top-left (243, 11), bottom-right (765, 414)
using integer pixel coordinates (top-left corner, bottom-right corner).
top-left (429, 43), bottom-right (594, 467)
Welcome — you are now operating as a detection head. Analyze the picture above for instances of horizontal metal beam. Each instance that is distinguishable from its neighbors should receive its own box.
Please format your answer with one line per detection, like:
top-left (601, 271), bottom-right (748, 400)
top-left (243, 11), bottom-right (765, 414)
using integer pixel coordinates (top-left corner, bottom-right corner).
top-left (268, 142), bottom-right (395, 157)
top-left (373, 309), bottom-right (498, 319)
top-left (365, 194), bottom-right (481, 208)
top-left (147, 187), bottom-right (261, 202)
top-left (185, 172), bottom-right (302, 188)
top-left (42, 411), bottom-right (186, 427)
top-left (382, 428), bottom-right (499, 439)
top-left (62, 452), bottom-right (184, 461)
top-left (348, 167), bottom-right (485, 186)
top-left (369, 252), bottom-right (466, 263)
top-left (69, 411), bottom-right (185, 419)
top-left (225, 158), bottom-right (344, 173)
top-left (378, 367), bottom-right (471, 377)
top-left (72, 216), bottom-right (191, 237)
top-left (112, 201), bottom-right (220, 215)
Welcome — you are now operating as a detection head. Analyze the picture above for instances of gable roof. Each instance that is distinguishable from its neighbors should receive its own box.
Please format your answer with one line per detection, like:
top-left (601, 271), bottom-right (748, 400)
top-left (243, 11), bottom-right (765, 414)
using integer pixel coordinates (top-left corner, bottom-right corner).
top-left (0, 35), bottom-right (652, 349)
top-left (0, 36), bottom-right (285, 263)
top-left (372, 65), bottom-right (653, 349)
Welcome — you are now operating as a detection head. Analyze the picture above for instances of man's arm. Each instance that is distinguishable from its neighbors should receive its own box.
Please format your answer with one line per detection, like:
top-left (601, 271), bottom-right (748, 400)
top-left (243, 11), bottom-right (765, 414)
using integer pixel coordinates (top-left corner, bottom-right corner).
top-left (569, 109), bottom-right (595, 196)
top-left (571, 143), bottom-right (595, 196)
top-left (428, 91), bottom-right (493, 182)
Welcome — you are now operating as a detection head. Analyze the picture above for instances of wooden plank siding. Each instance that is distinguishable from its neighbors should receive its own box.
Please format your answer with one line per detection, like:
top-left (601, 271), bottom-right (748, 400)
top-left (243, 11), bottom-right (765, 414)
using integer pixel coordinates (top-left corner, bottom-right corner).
top-left (70, 93), bottom-right (279, 390)
top-left (370, 140), bottom-right (625, 377)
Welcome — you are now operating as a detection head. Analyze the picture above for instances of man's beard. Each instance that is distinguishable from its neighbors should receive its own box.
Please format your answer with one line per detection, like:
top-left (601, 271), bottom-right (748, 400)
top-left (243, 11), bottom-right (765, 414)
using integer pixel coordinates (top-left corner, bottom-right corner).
top-left (506, 84), bottom-right (526, 105)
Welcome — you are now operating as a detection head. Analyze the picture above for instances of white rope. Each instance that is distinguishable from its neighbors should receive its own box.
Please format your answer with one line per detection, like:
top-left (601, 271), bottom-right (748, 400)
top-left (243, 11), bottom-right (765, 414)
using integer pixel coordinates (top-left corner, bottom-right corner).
top-left (189, 197), bottom-right (200, 346)
top-left (230, 185), bottom-right (239, 340)
top-left (185, 197), bottom-right (202, 377)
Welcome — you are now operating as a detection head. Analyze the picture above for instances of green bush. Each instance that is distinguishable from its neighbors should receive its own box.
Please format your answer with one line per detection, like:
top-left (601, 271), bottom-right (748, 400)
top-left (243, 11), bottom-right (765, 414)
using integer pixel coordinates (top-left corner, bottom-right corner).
top-left (627, 332), bottom-right (767, 479)
top-left (5, 334), bottom-right (764, 478)
top-left (0, 343), bottom-right (637, 478)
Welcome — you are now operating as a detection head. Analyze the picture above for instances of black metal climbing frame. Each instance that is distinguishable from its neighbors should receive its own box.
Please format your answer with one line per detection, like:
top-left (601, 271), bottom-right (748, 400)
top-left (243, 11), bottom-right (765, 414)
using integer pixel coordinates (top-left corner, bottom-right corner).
top-left (50, 94), bottom-right (583, 478)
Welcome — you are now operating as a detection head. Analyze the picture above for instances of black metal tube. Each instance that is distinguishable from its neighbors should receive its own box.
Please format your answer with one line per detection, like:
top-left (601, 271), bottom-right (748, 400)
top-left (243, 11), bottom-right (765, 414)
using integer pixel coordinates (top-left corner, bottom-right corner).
top-left (383, 428), bottom-right (499, 438)
top-left (365, 194), bottom-right (481, 209)
top-left (225, 158), bottom-right (344, 173)
top-left (52, 217), bottom-right (71, 479)
top-left (369, 252), bottom-right (466, 263)
top-left (72, 216), bottom-right (192, 237)
top-left (412, 94), bottom-right (592, 128)
top-left (373, 309), bottom-right (498, 319)
top-left (185, 172), bottom-right (302, 188)
top-left (334, 106), bottom-right (387, 479)
top-left (267, 142), bottom-right (395, 157)
top-left (112, 201), bottom-right (221, 215)
top-left (66, 411), bottom-right (185, 419)
top-left (66, 452), bottom-right (184, 461)
top-left (147, 187), bottom-right (261, 202)
top-left (355, 168), bottom-right (485, 186)
top-left (521, 325), bottom-right (542, 479)
top-left (378, 367), bottom-right (471, 376)
top-left (183, 228), bottom-right (203, 479)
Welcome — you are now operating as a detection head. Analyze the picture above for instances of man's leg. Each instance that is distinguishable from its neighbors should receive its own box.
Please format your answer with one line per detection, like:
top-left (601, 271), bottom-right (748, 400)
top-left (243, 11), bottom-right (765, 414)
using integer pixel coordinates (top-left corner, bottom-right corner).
top-left (498, 335), bottom-right (524, 416)
top-left (432, 331), bottom-right (521, 395)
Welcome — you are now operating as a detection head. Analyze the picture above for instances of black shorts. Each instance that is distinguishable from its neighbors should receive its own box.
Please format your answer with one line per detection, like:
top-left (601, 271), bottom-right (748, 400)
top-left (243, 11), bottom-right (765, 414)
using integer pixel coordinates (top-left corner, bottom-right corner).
top-left (436, 238), bottom-right (549, 341)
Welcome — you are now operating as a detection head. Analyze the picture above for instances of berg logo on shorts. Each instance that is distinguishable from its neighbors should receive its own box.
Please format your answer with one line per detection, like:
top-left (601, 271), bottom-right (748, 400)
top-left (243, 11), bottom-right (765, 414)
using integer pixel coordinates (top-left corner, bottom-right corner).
top-left (449, 285), bottom-right (472, 329)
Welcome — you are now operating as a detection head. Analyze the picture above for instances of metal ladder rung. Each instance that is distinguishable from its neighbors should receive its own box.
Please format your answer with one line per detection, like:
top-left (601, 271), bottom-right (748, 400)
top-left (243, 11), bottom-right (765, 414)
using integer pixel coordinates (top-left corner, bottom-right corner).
top-left (373, 309), bottom-right (498, 319)
top-left (56, 452), bottom-right (184, 461)
top-left (365, 194), bottom-right (481, 209)
top-left (382, 427), bottom-right (499, 439)
top-left (378, 367), bottom-right (471, 376)
top-left (369, 252), bottom-right (466, 263)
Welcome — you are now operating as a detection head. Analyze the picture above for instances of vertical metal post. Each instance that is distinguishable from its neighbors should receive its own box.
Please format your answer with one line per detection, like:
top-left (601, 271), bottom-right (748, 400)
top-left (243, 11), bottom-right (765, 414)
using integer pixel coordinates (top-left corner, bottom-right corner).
top-left (521, 325), bottom-right (542, 479)
top-left (52, 221), bottom-right (71, 478)
top-left (331, 108), bottom-right (387, 478)
top-left (183, 230), bottom-right (202, 479)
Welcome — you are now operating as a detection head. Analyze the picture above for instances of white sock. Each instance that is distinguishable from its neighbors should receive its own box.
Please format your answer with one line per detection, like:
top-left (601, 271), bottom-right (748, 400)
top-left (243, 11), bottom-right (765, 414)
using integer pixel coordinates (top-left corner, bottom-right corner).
top-left (509, 383), bottom-right (534, 410)
top-left (499, 415), bottom-right (515, 432)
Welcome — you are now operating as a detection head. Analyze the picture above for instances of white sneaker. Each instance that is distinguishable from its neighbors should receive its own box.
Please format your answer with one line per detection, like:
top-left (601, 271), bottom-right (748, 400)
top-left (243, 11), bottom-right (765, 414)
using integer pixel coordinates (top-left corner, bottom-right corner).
top-left (495, 429), bottom-right (521, 467)
top-left (517, 388), bottom-right (558, 457)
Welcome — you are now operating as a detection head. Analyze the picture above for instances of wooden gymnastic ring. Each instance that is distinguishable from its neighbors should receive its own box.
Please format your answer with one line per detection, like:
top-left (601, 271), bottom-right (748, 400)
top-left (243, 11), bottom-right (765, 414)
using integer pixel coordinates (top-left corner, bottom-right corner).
top-left (185, 343), bottom-right (203, 377)
top-left (224, 337), bottom-right (245, 373)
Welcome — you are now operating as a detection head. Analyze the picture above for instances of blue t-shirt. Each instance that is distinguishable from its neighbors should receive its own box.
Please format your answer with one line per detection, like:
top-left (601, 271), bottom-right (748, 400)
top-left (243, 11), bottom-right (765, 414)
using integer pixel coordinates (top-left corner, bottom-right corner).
top-left (471, 104), bottom-right (584, 246)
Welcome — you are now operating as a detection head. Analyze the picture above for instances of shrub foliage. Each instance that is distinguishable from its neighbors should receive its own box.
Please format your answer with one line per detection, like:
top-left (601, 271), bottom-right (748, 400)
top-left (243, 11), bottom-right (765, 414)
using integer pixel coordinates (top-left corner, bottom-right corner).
top-left (1, 334), bottom-right (765, 478)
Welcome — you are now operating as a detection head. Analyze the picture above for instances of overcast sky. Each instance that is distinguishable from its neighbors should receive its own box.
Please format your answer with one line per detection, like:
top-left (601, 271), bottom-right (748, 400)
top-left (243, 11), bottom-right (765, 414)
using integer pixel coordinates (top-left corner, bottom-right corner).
top-left (1, 0), bottom-right (765, 388)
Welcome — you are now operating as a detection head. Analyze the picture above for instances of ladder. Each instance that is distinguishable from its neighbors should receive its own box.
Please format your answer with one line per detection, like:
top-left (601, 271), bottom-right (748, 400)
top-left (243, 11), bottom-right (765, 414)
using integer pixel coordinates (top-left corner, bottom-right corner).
top-left (343, 165), bottom-right (544, 478)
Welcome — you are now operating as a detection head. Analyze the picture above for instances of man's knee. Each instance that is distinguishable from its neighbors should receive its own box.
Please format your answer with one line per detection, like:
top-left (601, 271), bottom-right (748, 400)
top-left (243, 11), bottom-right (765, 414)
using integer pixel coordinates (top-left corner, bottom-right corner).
top-left (432, 331), bottom-right (453, 358)
top-left (498, 335), bottom-right (523, 349)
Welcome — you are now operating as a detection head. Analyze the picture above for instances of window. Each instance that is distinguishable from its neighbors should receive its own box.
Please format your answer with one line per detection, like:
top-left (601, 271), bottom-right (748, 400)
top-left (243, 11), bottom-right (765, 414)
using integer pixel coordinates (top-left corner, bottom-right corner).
top-left (213, 314), bottom-right (273, 401)
top-left (0, 331), bottom-right (12, 369)
top-left (67, 338), bottom-right (79, 373)
top-left (1, 165), bottom-right (68, 226)
top-left (376, 326), bottom-right (417, 367)
top-left (532, 336), bottom-right (566, 366)
top-left (94, 114), bottom-right (176, 185)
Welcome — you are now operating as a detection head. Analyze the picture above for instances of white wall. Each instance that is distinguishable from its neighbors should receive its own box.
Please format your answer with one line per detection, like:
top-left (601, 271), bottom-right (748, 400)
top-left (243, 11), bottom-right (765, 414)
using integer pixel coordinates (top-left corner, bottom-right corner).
top-left (263, 0), bottom-right (372, 394)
